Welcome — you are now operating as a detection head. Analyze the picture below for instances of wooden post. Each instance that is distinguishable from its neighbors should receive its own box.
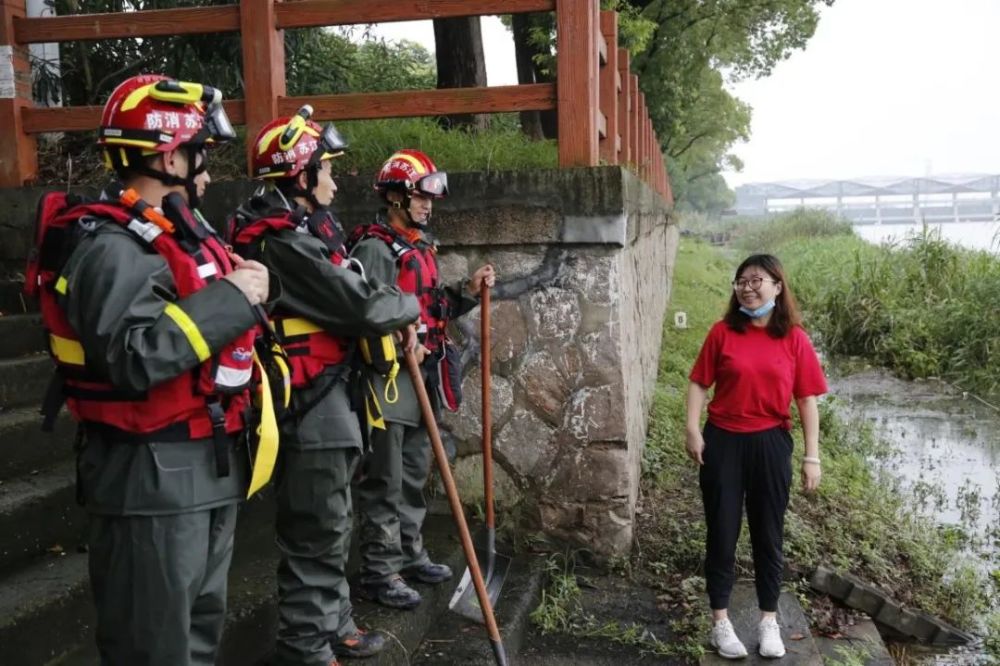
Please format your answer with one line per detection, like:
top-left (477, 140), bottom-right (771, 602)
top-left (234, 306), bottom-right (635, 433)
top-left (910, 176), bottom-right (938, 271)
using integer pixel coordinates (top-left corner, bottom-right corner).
top-left (556, 0), bottom-right (598, 166)
top-left (240, 0), bottom-right (286, 174)
top-left (617, 48), bottom-right (629, 166)
top-left (628, 75), bottom-right (638, 174)
top-left (598, 11), bottom-right (617, 165)
top-left (637, 92), bottom-right (647, 183)
top-left (0, 0), bottom-right (36, 186)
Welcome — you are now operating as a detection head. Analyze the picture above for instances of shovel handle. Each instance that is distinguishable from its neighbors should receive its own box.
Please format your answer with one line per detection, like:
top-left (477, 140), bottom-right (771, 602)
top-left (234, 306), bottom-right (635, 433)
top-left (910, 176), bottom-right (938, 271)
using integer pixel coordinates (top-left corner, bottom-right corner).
top-left (404, 349), bottom-right (507, 662)
top-left (481, 284), bottom-right (495, 530)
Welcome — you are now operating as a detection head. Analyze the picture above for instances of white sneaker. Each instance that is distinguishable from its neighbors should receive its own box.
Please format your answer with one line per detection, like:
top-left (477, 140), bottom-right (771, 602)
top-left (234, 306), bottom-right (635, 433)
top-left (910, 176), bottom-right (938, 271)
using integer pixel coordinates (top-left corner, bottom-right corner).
top-left (710, 618), bottom-right (748, 659)
top-left (758, 616), bottom-right (786, 658)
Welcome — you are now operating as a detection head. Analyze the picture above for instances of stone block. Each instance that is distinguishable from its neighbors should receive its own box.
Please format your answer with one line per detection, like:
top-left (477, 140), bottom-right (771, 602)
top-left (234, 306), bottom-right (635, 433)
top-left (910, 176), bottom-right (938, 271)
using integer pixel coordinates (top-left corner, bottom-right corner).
top-left (569, 253), bottom-right (620, 307)
top-left (564, 385), bottom-right (626, 442)
top-left (896, 609), bottom-right (939, 642)
top-left (488, 300), bottom-right (529, 364)
top-left (578, 324), bottom-right (624, 387)
top-left (809, 567), bottom-right (853, 600)
top-left (435, 251), bottom-right (469, 282)
top-left (544, 445), bottom-right (631, 501)
top-left (451, 453), bottom-right (519, 508)
top-left (845, 582), bottom-right (886, 617)
top-left (516, 350), bottom-right (572, 424)
top-left (528, 287), bottom-right (581, 341)
top-left (494, 409), bottom-right (558, 483)
top-left (441, 369), bottom-right (513, 446)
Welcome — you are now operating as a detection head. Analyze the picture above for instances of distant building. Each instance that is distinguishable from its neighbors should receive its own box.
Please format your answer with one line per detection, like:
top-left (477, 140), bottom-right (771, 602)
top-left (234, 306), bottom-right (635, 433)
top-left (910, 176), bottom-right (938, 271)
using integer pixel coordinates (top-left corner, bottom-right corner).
top-left (735, 174), bottom-right (1000, 224)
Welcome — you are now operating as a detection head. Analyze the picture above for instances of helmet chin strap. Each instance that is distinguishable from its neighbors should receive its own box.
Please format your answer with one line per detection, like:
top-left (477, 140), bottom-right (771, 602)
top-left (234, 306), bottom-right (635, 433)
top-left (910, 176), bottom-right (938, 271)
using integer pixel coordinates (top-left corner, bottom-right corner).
top-left (136, 144), bottom-right (204, 208)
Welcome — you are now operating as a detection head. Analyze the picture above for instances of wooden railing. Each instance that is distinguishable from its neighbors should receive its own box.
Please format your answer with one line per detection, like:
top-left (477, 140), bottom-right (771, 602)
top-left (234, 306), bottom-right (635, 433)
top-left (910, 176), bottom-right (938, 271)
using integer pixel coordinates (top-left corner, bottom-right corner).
top-left (0, 0), bottom-right (671, 202)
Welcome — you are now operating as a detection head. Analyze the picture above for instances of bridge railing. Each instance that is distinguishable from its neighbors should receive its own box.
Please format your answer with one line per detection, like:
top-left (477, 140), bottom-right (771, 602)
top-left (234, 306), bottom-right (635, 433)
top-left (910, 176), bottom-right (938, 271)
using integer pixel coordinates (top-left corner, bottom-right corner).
top-left (0, 0), bottom-right (670, 202)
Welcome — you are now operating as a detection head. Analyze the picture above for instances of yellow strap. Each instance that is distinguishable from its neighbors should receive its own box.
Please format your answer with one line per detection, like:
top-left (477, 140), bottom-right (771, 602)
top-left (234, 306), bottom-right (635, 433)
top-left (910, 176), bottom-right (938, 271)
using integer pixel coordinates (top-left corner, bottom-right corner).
top-left (163, 303), bottom-right (211, 362)
top-left (383, 363), bottom-right (399, 404)
top-left (50, 334), bottom-right (85, 365)
top-left (247, 353), bottom-right (280, 498)
top-left (55, 276), bottom-right (68, 295)
top-left (278, 318), bottom-right (324, 337)
top-left (272, 345), bottom-right (292, 408)
top-left (366, 380), bottom-right (386, 430)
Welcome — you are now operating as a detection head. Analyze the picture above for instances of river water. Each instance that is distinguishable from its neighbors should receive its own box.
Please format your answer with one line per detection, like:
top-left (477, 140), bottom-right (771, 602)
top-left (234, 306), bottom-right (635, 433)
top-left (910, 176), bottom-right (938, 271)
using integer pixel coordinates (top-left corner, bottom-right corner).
top-left (852, 221), bottom-right (1000, 253)
top-left (829, 369), bottom-right (998, 662)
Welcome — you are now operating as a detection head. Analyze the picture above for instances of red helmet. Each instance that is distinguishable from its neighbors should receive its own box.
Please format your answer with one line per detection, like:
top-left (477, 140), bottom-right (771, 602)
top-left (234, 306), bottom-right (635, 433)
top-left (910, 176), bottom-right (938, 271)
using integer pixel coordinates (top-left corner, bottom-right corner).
top-left (251, 105), bottom-right (348, 180)
top-left (374, 149), bottom-right (449, 199)
top-left (98, 74), bottom-right (235, 160)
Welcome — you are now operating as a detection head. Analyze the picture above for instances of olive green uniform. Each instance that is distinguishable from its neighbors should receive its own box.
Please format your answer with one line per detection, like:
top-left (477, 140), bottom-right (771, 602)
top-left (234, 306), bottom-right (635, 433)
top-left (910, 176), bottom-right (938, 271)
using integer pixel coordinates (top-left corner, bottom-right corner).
top-left (350, 230), bottom-right (478, 584)
top-left (236, 197), bottom-right (420, 666)
top-left (62, 219), bottom-right (257, 666)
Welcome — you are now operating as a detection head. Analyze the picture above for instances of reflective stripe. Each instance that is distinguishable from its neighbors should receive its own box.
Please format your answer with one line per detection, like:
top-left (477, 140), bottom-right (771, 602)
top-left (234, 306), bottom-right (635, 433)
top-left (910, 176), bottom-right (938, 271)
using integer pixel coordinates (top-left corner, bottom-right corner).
top-left (214, 364), bottom-right (252, 388)
top-left (279, 318), bottom-right (324, 337)
top-left (55, 276), bottom-right (68, 295)
top-left (197, 262), bottom-right (218, 279)
top-left (50, 334), bottom-right (85, 365)
top-left (163, 303), bottom-right (211, 362)
top-left (126, 218), bottom-right (163, 243)
top-left (392, 151), bottom-right (428, 175)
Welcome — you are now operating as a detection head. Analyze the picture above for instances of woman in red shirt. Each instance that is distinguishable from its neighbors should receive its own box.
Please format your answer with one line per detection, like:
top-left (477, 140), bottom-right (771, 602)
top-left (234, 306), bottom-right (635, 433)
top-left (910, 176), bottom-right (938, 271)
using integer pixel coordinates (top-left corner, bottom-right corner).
top-left (686, 254), bottom-right (826, 659)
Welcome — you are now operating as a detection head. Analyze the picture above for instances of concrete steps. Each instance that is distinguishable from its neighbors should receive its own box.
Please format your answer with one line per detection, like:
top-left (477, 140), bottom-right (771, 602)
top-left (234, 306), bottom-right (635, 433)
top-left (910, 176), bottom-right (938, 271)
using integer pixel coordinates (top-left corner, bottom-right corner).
top-left (814, 617), bottom-right (894, 666)
top-left (0, 460), bottom-right (84, 572)
top-left (0, 355), bottom-right (53, 409)
top-left (0, 313), bottom-right (45, 359)
top-left (701, 584), bottom-right (822, 666)
top-left (0, 280), bottom-right (35, 315)
top-left (0, 407), bottom-right (76, 481)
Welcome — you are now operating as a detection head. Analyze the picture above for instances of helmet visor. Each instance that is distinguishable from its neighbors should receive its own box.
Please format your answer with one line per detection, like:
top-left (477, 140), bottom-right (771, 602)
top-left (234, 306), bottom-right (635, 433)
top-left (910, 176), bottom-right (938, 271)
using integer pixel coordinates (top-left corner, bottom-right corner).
top-left (416, 172), bottom-right (448, 197)
top-left (204, 104), bottom-right (236, 143)
top-left (319, 123), bottom-right (349, 155)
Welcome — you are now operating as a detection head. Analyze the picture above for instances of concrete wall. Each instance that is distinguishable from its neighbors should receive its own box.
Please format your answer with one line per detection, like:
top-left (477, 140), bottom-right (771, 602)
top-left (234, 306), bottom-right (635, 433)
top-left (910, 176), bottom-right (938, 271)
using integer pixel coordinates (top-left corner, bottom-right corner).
top-left (0, 166), bottom-right (677, 556)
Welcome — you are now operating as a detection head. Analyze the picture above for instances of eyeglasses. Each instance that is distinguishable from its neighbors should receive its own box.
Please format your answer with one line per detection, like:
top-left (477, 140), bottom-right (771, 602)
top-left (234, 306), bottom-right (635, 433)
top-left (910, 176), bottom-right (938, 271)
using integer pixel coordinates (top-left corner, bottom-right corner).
top-left (732, 277), bottom-right (778, 291)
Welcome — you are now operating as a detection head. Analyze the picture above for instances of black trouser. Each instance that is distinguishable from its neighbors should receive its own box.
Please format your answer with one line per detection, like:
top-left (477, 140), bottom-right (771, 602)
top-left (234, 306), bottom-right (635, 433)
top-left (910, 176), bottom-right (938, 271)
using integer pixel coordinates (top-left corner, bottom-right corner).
top-left (699, 421), bottom-right (792, 612)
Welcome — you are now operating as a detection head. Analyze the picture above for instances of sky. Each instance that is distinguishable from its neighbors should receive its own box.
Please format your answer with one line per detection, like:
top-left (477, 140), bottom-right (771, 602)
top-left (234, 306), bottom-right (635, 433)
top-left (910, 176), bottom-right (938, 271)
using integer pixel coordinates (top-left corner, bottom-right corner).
top-left (370, 1), bottom-right (1000, 187)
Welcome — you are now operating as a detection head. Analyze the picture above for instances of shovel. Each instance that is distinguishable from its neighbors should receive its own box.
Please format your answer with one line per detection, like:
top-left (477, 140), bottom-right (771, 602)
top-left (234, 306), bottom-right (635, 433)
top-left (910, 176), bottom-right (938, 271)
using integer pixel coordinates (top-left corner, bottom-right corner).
top-left (449, 285), bottom-right (511, 623)
top-left (404, 347), bottom-right (509, 666)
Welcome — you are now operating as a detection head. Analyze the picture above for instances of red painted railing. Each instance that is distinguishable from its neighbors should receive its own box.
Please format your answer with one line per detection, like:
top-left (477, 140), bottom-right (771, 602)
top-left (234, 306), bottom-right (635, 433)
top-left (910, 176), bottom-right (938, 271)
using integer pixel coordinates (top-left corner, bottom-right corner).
top-left (0, 0), bottom-right (671, 202)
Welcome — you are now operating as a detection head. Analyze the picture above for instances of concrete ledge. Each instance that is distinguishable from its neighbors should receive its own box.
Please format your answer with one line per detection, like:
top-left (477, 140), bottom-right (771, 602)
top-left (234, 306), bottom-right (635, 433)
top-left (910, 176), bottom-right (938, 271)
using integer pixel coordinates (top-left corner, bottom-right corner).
top-left (809, 566), bottom-right (974, 647)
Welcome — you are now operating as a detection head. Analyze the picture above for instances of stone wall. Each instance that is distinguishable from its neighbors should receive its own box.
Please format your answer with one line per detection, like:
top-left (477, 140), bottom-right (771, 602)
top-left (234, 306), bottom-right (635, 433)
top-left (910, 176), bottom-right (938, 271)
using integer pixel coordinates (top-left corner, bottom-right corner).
top-left (0, 166), bottom-right (677, 556)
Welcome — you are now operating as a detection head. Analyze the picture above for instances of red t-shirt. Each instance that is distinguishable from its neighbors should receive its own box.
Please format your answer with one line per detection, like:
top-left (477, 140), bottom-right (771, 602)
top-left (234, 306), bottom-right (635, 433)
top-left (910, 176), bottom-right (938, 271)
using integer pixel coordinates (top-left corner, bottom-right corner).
top-left (689, 321), bottom-right (828, 433)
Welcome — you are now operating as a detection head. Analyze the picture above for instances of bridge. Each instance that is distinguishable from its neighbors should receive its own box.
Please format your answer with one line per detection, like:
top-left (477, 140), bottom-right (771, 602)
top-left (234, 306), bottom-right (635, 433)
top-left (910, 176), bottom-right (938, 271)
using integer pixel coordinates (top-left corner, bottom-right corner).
top-left (734, 174), bottom-right (1000, 224)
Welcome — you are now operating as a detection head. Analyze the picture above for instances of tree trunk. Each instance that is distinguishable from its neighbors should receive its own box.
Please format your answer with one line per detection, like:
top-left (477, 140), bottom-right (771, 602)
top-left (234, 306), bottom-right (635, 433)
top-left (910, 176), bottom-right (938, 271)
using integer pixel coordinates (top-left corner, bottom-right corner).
top-left (510, 14), bottom-right (558, 140)
top-left (433, 17), bottom-right (489, 131)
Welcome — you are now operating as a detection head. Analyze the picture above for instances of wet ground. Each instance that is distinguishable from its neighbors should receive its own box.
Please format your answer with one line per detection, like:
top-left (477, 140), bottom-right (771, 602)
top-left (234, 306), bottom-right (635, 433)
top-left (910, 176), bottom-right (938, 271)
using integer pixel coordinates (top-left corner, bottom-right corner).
top-left (829, 368), bottom-right (999, 663)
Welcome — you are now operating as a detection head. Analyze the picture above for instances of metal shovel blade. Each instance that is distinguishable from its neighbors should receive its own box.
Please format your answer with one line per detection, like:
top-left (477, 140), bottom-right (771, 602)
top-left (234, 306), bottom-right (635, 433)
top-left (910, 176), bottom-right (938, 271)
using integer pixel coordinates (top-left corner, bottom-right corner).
top-left (448, 529), bottom-right (512, 623)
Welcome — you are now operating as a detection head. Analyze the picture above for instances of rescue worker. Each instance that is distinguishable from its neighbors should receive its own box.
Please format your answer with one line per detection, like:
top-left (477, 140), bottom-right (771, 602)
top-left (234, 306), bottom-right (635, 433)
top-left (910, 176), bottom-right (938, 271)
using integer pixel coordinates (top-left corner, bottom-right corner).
top-left (29, 74), bottom-right (270, 665)
top-left (349, 150), bottom-right (496, 609)
top-left (227, 107), bottom-right (421, 665)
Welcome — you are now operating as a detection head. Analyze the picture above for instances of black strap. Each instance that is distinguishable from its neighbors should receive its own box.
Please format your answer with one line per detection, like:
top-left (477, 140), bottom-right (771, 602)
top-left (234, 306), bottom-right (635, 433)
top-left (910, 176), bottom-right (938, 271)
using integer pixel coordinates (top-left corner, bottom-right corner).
top-left (207, 400), bottom-right (230, 478)
top-left (40, 371), bottom-right (67, 433)
top-left (73, 425), bottom-right (87, 506)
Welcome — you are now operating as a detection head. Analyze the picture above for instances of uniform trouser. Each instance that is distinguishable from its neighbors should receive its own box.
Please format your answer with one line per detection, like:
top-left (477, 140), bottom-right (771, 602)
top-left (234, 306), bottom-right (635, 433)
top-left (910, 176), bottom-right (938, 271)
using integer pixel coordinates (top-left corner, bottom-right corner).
top-left (699, 421), bottom-right (792, 613)
top-left (87, 504), bottom-right (238, 666)
top-left (273, 447), bottom-right (360, 666)
top-left (356, 421), bottom-right (433, 582)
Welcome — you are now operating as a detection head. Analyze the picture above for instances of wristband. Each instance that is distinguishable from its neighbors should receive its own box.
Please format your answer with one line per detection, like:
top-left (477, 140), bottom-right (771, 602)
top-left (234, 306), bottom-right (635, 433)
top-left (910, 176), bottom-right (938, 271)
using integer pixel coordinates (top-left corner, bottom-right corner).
top-left (802, 456), bottom-right (821, 465)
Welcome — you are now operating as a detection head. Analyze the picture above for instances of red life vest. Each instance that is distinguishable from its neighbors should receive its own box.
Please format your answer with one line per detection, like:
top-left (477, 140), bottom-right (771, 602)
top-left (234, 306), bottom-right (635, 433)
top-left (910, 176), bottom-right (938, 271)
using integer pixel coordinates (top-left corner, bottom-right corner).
top-left (349, 222), bottom-right (450, 351)
top-left (228, 206), bottom-right (351, 387)
top-left (24, 189), bottom-right (257, 441)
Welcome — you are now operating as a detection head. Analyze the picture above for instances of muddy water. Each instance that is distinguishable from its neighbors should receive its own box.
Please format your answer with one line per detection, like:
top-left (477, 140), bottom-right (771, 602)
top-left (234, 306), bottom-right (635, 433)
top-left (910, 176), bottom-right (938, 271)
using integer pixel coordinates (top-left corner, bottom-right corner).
top-left (829, 369), bottom-right (998, 662)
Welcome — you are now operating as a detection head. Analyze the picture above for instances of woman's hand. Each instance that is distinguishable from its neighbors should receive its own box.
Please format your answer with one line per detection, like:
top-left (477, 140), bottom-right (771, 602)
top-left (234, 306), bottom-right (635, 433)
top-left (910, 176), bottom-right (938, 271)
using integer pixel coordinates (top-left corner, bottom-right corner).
top-left (801, 460), bottom-right (821, 493)
top-left (685, 428), bottom-right (705, 465)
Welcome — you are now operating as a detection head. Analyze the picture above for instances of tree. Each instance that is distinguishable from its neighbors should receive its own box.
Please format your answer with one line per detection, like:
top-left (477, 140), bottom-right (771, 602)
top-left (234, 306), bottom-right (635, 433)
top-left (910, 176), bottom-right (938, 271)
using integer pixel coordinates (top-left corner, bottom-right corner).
top-left (628, 0), bottom-right (833, 210)
top-left (503, 0), bottom-right (833, 211)
top-left (432, 17), bottom-right (489, 131)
